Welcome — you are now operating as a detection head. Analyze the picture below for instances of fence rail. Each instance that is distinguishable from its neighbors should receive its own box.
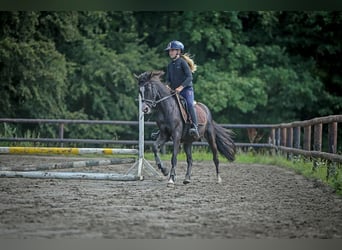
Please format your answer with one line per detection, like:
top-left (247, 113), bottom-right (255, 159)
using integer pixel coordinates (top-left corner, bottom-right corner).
top-left (272, 115), bottom-right (342, 163)
top-left (0, 115), bottom-right (341, 163)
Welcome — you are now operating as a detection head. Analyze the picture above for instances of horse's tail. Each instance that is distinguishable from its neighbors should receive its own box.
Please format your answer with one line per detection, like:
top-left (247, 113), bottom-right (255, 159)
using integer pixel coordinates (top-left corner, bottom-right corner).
top-left (213, 121), bottom-right (236, 161)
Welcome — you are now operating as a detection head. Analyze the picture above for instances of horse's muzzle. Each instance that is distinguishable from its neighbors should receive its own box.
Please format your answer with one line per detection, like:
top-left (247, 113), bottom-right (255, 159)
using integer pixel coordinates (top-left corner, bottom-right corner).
top-left (142, 103), bottom-right (152, 114)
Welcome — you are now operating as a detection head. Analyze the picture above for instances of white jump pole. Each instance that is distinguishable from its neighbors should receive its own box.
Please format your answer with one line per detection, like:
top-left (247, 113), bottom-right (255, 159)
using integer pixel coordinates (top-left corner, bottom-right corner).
top-left (0, 147), bottom-right (138, 155)
top-left (0, 171), bottom-right (139, 181)
top-left (0, 158), bottom-right (136, 171)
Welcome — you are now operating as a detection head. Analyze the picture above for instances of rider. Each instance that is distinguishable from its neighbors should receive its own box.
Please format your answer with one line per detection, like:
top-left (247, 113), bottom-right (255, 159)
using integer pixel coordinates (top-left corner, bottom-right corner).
top-left (164, 40), bottom-right (200, 138)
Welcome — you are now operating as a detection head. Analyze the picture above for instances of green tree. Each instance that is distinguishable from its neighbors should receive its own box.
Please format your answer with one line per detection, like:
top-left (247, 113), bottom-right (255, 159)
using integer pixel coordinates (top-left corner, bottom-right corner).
top-left (0, 11), bottom-right (340, 142)
top-left (0, 12), bottom-right (68, 119)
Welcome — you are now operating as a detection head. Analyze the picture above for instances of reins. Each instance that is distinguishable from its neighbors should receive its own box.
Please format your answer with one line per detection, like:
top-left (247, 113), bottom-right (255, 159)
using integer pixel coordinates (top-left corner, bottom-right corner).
top-left (141, 81), bottom-right (176, 107)
top-left (144, 92), bottom-right (176, 107)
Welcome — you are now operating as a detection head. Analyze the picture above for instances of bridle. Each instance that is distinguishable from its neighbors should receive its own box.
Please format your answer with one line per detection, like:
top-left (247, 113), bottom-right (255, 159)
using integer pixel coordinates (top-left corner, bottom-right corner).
top-left (139, 81), bottom-right (176, 109)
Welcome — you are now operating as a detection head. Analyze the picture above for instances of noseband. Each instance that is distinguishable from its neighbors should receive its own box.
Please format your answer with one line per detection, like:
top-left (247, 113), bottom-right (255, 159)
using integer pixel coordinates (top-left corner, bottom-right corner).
top-left (140, 81), bottom-right (175, 108)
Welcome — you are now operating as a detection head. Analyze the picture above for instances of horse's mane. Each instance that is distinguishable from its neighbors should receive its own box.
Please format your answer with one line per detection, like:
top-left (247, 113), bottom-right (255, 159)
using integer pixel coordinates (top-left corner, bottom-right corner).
top-left (151, 73), bottom-right (171, 96)
top-left (136, 70), bottom-right (171, 96)
top-left (146, 70), bottom-right (165, 84)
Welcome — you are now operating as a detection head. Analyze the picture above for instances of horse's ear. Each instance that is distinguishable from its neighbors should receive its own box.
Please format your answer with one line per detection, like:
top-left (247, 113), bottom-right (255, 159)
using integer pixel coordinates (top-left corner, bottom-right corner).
top-left (133, 73), bottom-right (139, 80)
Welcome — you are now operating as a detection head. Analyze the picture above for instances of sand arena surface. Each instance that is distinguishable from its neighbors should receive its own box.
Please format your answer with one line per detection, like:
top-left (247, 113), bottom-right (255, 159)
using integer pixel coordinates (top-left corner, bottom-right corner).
top-left (0, 155), bottom-right (341, 238)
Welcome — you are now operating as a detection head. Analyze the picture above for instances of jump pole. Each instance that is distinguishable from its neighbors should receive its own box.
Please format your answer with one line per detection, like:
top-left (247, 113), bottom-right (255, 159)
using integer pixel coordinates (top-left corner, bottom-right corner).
top-left (0, 147), bottom-right (138, 155)
top-left (0, 158), bottom-right (136, 171)
top-left (0, 171), bottom-right (139, 181)
top-left (0, 95), bottom-right (162, 181)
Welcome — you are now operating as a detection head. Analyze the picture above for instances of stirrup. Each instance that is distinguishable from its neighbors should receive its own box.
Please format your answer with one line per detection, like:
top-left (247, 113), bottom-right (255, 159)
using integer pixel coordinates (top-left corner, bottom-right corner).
top-left (189, 126), bottom-right (199, 138)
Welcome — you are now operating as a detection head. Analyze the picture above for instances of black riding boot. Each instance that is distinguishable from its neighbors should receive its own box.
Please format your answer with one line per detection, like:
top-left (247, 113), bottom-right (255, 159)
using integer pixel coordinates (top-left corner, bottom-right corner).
top-left (188, 106), bottom-right (200, 138)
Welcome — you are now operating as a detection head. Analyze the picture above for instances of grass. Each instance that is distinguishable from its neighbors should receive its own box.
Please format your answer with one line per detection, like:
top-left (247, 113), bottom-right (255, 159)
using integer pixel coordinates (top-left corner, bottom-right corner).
top-left (144, 149), bottom-right (342, 195)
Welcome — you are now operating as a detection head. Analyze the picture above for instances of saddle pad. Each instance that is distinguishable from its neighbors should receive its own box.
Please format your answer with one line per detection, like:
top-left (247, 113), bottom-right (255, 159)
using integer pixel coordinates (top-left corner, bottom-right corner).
top-left (175, 94), bottom-right (207, 126)
top-left (195, 104), bottom-right (207, 125)
top-left (175, 94), bottom-right (189, 123)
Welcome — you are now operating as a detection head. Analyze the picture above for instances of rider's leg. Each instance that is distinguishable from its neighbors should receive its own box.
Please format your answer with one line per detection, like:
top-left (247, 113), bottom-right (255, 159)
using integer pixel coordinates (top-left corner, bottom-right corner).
top-left (180, 87), bottom-right (199, 138)
top-left (188, 105), bottom-right (199, 137)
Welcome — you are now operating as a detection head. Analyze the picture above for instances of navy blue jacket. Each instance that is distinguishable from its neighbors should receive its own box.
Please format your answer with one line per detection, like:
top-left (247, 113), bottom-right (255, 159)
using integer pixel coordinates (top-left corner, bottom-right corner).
top-left (166, 57), bottom-right (193, 89)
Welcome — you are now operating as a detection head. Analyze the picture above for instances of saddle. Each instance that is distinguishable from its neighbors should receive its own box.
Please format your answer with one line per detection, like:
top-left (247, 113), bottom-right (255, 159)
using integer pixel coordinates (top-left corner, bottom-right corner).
top-left (174, 94), bottom-right (206, 125)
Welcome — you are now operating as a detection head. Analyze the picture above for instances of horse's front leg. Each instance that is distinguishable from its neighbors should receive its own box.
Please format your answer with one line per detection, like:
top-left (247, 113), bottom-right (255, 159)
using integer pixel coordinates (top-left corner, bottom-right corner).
top-left (183, 143), bottom-right (193, 184)
top-left (152, 135), bottom-right (169, 176)
top-left (168, 137), bottom-right (181, 186)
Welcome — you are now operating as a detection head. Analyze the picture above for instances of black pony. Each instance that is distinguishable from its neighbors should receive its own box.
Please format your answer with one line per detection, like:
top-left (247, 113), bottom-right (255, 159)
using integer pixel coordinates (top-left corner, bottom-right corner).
top-left (136, 71), bottom-right (236, 185)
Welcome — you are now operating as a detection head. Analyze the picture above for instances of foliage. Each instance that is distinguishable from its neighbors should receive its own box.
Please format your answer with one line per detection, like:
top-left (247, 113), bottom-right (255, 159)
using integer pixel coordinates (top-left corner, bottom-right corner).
top-left (0, 37), bottom-right (68, 118)
top-left (0, 11), bottom-right (341, 140)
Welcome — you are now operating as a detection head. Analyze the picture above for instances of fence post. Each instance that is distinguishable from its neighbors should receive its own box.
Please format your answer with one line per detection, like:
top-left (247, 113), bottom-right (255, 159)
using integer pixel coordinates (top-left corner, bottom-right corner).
top-left (279, 127), bottom-right (287, 157)
top-left (303, 126), bottom-right (311, 151)
top-left (270, 128), bottom-right (275, 145)
top-left (327, 122), bottom-right (338, 179)
top-left (286, 127), bottom-right (293, 159)
top-left (269, 128), bottom-right (276, 155)
top-left (313, 123), bottom-right (322, 152)
top-left (274, 128), bottom-right (281, 156)
top-left (275, 128), bottom-right (280, 147)
top-left (312, 123), bottom-right (322, 171)
top-left (328, 122), bottom-right (337, 154)
top-left (293, 126), bottom-right (301, 149)
top-left (281, 127), bottom-right (287, 147)
top-left (292, 126), bottom-right (301, 160)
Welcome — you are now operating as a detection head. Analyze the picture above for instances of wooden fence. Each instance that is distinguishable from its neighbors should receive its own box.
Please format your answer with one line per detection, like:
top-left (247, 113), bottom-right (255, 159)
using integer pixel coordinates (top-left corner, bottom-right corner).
top-left (0, 115), bottom-right (341, 164)
top-left (272, 115), bottom-right (341, 163)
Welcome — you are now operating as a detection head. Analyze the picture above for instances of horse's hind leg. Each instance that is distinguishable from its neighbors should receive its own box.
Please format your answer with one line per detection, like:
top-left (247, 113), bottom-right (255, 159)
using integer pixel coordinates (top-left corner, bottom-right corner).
top-left (183, 143), bottom-right (193, 184)
top-left (205, 127), bottom-right (222, 183)
top-left (152, 136), bottom-right (169, 176)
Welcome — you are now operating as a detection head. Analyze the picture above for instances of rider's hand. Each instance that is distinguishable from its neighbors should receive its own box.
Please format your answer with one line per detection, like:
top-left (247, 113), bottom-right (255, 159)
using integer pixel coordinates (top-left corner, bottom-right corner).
top-left (175, 85), bottom-right (184, 93)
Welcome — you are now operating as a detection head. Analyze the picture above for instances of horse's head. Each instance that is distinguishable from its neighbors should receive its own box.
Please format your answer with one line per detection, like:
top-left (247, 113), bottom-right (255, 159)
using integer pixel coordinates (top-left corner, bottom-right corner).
top-left (134, 70), bottom-right (164, 87)
top-left (134, 71), bottom-right (167, 114)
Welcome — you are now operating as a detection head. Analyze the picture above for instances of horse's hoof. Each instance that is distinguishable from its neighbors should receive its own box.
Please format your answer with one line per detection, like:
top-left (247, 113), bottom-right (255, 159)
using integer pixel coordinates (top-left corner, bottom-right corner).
top-left (217, 175), bottom-right (222, 184)
top-left (158, 164), bottom-right (169, 176)
top-left (167, 176), bottom-right (175, 186)
top-left (167, 179), bottom-right (175, 187)
top-left (183, 179), bottom-right (191, 185)
top-left (161, 168), bottom-right (169, 176)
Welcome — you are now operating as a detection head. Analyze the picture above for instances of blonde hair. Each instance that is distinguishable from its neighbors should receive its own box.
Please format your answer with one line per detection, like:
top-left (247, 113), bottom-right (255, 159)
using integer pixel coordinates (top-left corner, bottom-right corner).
top-left (181, 53), bottom-right (197, 73)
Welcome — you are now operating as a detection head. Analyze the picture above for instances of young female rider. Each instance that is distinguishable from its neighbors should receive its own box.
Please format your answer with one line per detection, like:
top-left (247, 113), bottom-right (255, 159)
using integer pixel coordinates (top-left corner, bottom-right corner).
top-left (164, 40), bottom-right (199, 138)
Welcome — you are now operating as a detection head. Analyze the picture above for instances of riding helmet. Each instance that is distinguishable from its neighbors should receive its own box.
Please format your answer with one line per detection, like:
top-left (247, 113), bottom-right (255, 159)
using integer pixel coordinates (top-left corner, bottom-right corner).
top-left (165, 40), bottom-right (184, 52)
